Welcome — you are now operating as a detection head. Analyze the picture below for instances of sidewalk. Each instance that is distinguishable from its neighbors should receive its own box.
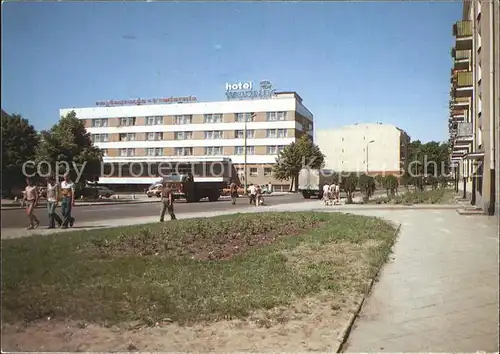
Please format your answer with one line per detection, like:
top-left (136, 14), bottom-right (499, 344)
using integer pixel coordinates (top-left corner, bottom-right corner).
top-left (340, 209), bottom-right (499, 352)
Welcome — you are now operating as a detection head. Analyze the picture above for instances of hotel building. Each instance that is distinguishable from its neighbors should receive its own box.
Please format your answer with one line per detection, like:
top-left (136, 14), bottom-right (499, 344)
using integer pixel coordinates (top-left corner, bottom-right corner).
top-left (448, 0), bottom-right (499, 215)
top-left (60, 91), bottom-right (314, 191)
top-left (316, 123), bottom-right (410, 176)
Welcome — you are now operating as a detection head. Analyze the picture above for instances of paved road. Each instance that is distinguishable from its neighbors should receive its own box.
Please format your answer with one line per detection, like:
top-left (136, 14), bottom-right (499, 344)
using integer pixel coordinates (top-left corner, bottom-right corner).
top-left (0, 194), bottom-right (310, 229)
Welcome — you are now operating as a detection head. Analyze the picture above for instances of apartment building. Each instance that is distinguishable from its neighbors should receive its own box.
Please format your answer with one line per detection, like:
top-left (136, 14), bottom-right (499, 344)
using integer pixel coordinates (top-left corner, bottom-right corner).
top-left (448, 0), bottom-right (499, 215)
top-left (316, 123), bottom-right (410, 176)
top-left (60, 92), bottom-right (313, 190)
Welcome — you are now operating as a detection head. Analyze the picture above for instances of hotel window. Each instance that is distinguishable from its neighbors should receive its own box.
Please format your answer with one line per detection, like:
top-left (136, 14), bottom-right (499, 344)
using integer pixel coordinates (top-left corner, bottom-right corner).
top-left (277, 145), bottom-right (286, 153)
top-left (175, 147), bottom-right (193, 156)
top-left (267, 146), bottom-right (277, 154)
top-left (204, 114), bottom-right (223, 123)
top-left (175, 115), bottom-right (192, 125)
top-left (235, 146), bottom-right (254, 155)
top-left (146, 132), bottom-right (163, 141)
top-left (204, 146), bottom-right (223, 155)
top-left (119, 148), bottom-right (135, 157)
top-left (91, 133), bottom-right (109, 143)
top-left (204, 130), bottom-right (223, 139)
top-left (119, 133), bottom-right (136, 141)
top-left (249, 168), bottom-right (258, 177)
top-left (266, 111), bottom-right (286, 121)
top-left (264, 167), bottom-right (272, 176)
top-left (174, 131), bottom-right (193, 140)
top-left (119, 117), bottom-right (136, 126)
top-left (92, 118), bottom-right (109, 127)
top-left (235, 112), bottom-right (255, 122)
top-left (235, 130), bottom-right (254, 139)
top-left (145, 116), bottom-right (164, 125)
top-left (267, 129), bottom-right (288, 138)
top-left (147, 148), bottom-right (163, 156)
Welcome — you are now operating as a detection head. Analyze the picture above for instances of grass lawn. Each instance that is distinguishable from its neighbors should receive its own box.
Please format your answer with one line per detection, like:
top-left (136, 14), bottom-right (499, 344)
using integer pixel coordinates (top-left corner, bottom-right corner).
top-left (368, 188), bottom-right (457, 205)
top-left (2, 212), bottom-right (396, 329)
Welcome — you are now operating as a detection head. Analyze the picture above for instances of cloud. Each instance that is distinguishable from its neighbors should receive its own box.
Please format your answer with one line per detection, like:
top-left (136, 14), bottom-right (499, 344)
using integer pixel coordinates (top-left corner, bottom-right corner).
top-left (122, 35), bottom-right (137, 40)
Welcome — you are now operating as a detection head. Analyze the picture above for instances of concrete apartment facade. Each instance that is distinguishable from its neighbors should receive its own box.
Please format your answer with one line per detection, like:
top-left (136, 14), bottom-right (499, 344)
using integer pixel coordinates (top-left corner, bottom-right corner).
top-left (60, 91), bottom-right (313, 191)
top-left (315, 123), bottom-right (410, 176)
top-left (449, 0), bottom-right (499, 215)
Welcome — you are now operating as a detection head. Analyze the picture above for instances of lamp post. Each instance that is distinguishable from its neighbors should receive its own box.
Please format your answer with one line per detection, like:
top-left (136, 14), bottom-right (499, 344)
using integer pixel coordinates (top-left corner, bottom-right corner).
top-left (366, 140), bottom-right (375, 174)
top-left (243, 113), bottom-right (256, 192)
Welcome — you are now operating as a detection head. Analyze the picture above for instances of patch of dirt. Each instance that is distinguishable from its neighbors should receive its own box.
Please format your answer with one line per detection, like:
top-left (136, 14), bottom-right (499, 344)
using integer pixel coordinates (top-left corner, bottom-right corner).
top-left (89, 217), bottom-right (325, 261)
top-left (1, 292), bottom-right (361, 352)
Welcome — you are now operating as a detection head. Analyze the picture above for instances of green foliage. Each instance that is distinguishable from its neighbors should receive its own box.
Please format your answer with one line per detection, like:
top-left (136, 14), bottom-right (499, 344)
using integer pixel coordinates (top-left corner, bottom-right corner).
top-left (358, 174), bottom-right (376, 201)
top-left (341, 173), bottom-right (358, 204)
top-left (273, 135), bottom-right (325, 191)
top-left (407, 140), bottom-right (450, 177)
top-left (1, 110), bottom-right (39, 194)
top-left (382, 175), bottom-right (399, 197)
top-left (35, 111), bottom-right (103, 183)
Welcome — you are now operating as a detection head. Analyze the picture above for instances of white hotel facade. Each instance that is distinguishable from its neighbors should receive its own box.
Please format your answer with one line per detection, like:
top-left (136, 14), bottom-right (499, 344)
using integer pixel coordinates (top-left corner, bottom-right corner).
top-left (60, 91), bottom-right (314, 190)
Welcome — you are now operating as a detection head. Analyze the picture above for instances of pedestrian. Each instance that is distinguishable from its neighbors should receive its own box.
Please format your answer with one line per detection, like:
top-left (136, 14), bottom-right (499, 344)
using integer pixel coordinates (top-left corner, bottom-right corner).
top-left (267, 182), bottom-right (272, 194)
top-left (46, 175), bottom-right (63, 228)
top-left (322, 183), bottom-right (330, 204)
top-left (255, 184), bottom-right (262, 206)
top-left (60, 172), bottom-right (76, 229)
top-left (23, 178), bottom-right (40, 230)
top-left (160, 182), bottom-right (177, 222)
top-left (335, 183), bottom-right (341, 202)
top-left (229, 180), bottom-right (238, 205)
top-left (248, 183), bottom-right (256, 205)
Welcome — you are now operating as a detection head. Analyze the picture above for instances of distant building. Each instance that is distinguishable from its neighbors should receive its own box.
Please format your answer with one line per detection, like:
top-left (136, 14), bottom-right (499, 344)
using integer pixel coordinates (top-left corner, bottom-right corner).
top-left (315, 123), bottom-right (410, 176)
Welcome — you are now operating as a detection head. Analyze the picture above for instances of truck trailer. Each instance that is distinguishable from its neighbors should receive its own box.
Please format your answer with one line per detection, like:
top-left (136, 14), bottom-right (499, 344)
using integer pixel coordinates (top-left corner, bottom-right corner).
top-left (297, 168), bottom-right (337, 199)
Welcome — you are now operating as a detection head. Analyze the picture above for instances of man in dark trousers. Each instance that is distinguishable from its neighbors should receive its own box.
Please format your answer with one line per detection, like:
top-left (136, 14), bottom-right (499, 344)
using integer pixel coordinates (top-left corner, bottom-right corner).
top-left (229, 180), bottom-right (238, 205)
top-left (160, 182), bottom-right (177, 222)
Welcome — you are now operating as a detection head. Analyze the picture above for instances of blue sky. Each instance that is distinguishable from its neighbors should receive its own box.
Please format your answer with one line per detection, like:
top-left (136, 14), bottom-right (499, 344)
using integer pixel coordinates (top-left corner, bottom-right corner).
top-left (2, 1), bottom-right (461, 142)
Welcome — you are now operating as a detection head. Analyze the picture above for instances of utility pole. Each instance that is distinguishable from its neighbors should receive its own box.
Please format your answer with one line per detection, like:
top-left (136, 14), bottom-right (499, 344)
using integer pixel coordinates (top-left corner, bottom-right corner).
top-left (366, 140), bottom-right (375, 174)
top-left (243, 113), bottom-right (256, 192)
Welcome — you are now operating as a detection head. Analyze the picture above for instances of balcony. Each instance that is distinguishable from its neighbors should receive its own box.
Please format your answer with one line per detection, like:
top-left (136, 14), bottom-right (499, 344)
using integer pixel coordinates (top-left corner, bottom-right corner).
top-left (455, 122), bottom-right (473, 143)
top-left (450, 97), bottom-right (470, 109)
top-left (452, 49), bottom-right (471, 70)
top-left (453, 71), bottom-right (473, 98)
top-left (453, 20), bottom-right (473, 50)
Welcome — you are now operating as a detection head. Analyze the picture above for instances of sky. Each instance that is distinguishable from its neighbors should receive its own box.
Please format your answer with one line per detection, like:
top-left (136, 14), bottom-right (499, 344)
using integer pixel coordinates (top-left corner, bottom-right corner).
top-left (1, 1), bottom-right (462, 142)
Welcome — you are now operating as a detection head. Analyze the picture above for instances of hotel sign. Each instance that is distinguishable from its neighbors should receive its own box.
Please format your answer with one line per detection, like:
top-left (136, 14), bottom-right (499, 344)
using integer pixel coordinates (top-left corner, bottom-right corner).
top-left (96, 96), bottom-right (197, 107)
top-left (225, 80), bottom-right (276, 101)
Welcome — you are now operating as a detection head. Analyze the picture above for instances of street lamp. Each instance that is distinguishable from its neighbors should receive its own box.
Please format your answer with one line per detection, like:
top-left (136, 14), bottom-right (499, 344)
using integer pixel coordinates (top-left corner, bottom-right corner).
top-left (243, 113), bottom-right (257, 192)
top-left (366, 140), bottom-right (375, 174)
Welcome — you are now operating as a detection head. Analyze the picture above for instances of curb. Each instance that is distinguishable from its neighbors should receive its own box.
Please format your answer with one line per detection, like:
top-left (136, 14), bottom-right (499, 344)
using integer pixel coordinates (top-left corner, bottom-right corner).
top-left (334, 223), bottom-right (402, 353)
top-left (1, 199), bottom-right (161, 210)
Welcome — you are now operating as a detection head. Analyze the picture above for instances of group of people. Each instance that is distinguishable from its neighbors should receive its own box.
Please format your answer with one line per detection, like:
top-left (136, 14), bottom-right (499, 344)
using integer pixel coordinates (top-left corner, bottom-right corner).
top-left (228, 182), bottom-right (266, 206)
top-left (322, 181), bottom-right (341, 205)
top-left (23, 172), bottom-right (76, 230)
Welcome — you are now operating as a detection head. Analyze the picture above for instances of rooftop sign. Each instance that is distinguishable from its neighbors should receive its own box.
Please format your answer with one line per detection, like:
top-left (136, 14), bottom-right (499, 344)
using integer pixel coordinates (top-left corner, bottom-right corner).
top-left (96, 96), bottom-right (197, 107)
top-left (225, 80), bottom-right (275, 101)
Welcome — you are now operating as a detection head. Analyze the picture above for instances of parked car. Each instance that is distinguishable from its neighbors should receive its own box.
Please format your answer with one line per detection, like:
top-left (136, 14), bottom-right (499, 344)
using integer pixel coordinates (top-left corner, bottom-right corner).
top-left (146, 184), bottom-right (163, 198)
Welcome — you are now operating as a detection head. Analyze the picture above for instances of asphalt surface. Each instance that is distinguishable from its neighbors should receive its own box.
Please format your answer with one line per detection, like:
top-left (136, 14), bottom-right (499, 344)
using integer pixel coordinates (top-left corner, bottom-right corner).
top-left (1, 194), bottom-right (311, 229)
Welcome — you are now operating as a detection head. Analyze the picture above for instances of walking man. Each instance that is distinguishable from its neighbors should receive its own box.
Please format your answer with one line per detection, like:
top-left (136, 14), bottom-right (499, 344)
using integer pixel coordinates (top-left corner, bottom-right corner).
top-left (23, 178), bottom-right (40, 230)
top-left (46, 175), bottom-right (63, 228)
top-left (229, 180), bottom-right (238, 205)
top-left (248, 183), bottom-right (256, 205)
top-left (160, 182), bottom-right (177, 222)
top-left (60, 172), bottom-right (75, 229)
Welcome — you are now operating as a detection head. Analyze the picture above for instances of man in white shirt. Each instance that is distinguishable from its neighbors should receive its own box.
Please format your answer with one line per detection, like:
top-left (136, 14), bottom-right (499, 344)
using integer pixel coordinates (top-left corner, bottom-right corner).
top-left (60, 172), bottom-right (76, 229)
top-left (248, 184), bottom-right (256, 205)
top-left (322, 183), bottom-right (330, 204)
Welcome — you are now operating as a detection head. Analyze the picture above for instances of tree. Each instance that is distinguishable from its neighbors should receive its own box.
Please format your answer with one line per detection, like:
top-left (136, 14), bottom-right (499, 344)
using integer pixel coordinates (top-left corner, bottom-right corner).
top-left (273, 135), bottom-right (325, 192)
top-left (359, 174), bottom-right (376, 202)
top-left (382, 175), bottom-right (399, 198)
top-left (407, 140), bottom-right (450, 178)
top-left (35, 111), bottom-right (103, 183)
top-left (1, 110), bottom-right (39, 195)
top-left (341, 173), bottom-right (358, 204)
